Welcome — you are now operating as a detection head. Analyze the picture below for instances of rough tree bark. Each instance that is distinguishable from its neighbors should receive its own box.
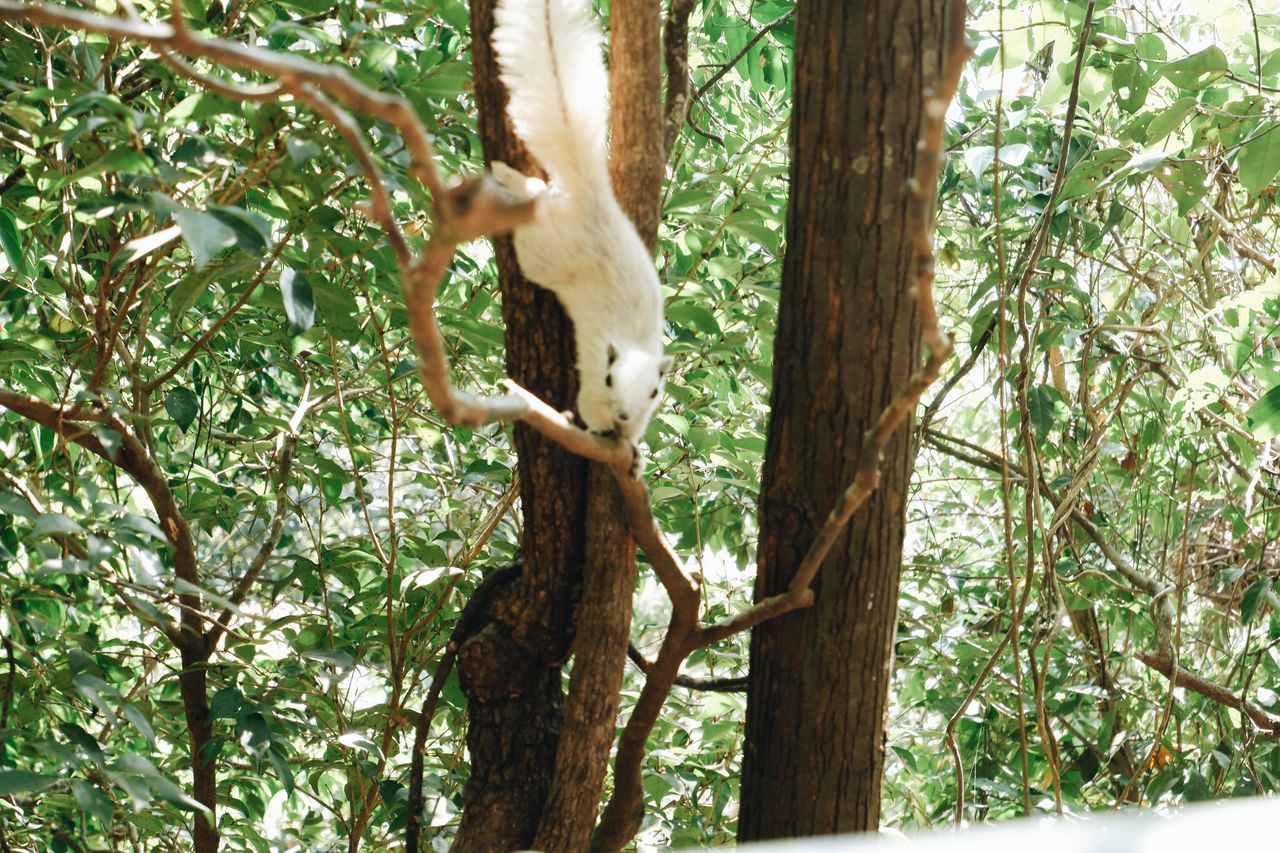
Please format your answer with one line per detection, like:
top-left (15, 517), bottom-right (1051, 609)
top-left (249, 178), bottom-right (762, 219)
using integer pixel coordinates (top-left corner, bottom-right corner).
top-left (738, 0), bottom-right (948, 838)
top-left (609, 0), bottom-right (665, 245)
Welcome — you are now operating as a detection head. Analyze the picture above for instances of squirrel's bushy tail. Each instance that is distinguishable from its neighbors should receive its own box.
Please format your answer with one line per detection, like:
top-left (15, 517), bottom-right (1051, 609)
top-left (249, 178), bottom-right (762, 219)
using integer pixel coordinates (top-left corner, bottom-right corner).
top-left (492, 0), bottom-right (609, 194)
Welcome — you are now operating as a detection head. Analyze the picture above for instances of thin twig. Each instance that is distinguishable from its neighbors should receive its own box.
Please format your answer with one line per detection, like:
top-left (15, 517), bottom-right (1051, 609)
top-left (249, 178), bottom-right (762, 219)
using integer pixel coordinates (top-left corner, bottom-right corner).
top-left (627, 642), bottom-right (747, 692)
top-left (692, 9), bottom-right (794, 102)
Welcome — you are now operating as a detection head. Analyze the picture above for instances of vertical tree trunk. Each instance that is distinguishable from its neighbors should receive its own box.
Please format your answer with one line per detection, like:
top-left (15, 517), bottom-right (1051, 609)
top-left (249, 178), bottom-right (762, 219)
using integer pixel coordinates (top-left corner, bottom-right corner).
top-left (453, 2), bottom-right (589, 848)
top-left (738, 0), bottom-right (945, 839)
top-left (609, 0), bottom-right (665, 249)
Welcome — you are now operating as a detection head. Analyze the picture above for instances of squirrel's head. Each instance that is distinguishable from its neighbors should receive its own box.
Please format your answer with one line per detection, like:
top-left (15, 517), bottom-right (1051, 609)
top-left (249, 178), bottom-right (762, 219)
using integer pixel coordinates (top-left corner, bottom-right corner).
top-left (603, 342), bottom-right (673, 439)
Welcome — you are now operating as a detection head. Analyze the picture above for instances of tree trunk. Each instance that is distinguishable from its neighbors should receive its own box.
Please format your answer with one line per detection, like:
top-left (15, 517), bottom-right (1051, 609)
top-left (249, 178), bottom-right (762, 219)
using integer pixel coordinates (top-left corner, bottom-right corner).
top-left (454, 2), bottom-right (589, 848)
top-left (738, 0), bottom-right (946, 839)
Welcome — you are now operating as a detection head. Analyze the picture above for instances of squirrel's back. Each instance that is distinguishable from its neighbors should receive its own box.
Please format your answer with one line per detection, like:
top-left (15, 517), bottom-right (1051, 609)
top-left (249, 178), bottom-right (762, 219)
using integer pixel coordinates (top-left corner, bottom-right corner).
top-left (492, 0), bottom-right (610, 194)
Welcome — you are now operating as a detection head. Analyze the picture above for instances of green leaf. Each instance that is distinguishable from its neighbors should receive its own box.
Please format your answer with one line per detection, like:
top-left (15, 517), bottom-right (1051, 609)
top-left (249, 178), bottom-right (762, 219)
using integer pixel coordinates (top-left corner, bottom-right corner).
top-left (147, 773), bottom-right (208, 813)
top-left (59, 723), bottom-right (105, 764)
top-left (1113, 60), bottom-right (1150, 113)
top-left (1246, 384), bottom-right (1280, 439)
top-left (268, 744), bottom-right (296, 795)
top-left (1236, 122), bottom-right (1280, 198)
top-left (55, 147), bottom-right (154, 189)
top-left (304, 648), bottom-right (356, 670)
top-left (0, 770), bottom-right (60, 796)
top-left (1057, 148), bottom-right (1129, 202)
top-left (1166, 160), bottom-right (1209, 215)
top-left (1162, 45), bottom-right (1228, 90)
top-left (240, 711), bottom-right (272, 748)
top-left (72, 780), bottom-right (116, 825)
top-left (0, 208), bottom-right (26, 275)
top-left (1241, 577), bottom-right (1272, 624)
top-left (1145, 97), bottom-right (1198, 143)
top-left (169, 255), bottom-right (255, 319)
top-left (207, 205), bottom-right (272, 254)
top-left (412, 62), bottom-right (471, 99)
top-left (123, 703), bottom-right (157, 747)
top-left (280, 268), bottom-right (316, 335)
top-left (32, 512), bottom-right (84, 537)
top-left (168, 266), bottom-right (218, 318)
top-left (1134, 33), bottom-right (1167, 63)
top-left (1027, 385), bottom-right (1068, 439)
top-left (164, 387), bottom-right (200, 432)
top-left (210, 687), bottom-right (243, 719)
top-left (311, 278), bottom-right (361, 341)
top-left (173, 208), bottom-right (238, 270)
top-left (114, 225), bottom-right (181, 270)
top-left (285, 136), bottom-right (323, 164)
top-left (667, 302), bottom-right (721, 335)
top-left (0, 491), bottom-right (36, 519)
top-left (338, 732), bottom-right (383, 757)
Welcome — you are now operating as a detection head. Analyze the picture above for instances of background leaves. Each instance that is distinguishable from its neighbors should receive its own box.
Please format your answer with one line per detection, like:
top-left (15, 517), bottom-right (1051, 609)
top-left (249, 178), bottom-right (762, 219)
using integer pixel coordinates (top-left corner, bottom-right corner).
top-left (3, 0), bottom-right (1280, 849)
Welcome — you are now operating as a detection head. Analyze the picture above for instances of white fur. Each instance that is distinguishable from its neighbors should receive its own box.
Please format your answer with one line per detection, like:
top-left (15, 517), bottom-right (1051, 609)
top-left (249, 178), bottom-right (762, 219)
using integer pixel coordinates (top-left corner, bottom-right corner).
top-left (492, 0), bottom-right (669, 444)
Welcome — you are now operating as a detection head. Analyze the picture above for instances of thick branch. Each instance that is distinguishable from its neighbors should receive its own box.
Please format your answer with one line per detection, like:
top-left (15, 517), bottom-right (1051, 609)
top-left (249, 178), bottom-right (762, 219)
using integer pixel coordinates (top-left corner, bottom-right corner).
top-left (609, 0), bottom-right (664, 251)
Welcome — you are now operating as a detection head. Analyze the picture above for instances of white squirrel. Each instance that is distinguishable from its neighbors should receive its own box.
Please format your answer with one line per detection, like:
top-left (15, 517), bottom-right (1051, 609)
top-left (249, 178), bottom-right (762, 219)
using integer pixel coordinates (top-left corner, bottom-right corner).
top-left (490, 0), bottom-right (671, 445)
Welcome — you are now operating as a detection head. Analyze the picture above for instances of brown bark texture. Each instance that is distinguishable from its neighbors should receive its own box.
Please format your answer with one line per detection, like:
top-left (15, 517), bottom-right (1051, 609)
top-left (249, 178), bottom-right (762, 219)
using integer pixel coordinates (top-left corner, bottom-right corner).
top-left (179, 644), bottom-right (217, 850)
top-left (453, 2), bottom-right (589, 848)
top-left (532, 467), bottom-right (636, 850)
top-left (738, 0), bottom-right (946, 839)
top-left (609, 0), bottom-right (665, 252)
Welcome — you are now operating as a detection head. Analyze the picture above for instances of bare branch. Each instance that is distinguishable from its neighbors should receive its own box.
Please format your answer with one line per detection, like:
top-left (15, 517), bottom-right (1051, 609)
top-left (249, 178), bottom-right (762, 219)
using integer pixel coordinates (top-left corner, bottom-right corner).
top-left (156, 51), bottom-right (285, 102)
top-left (627, 643), bottom-right (747, 692)
top-left (1137, 652), bottom-right (1280, 737)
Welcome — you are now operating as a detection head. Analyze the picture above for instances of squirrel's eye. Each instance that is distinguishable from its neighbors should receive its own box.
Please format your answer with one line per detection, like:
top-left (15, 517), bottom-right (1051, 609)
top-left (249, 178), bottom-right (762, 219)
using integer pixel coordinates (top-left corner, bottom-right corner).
top-left (605, 374), bottom-right (612, 387)
top-left (650, 388), bottom-right (658, 399)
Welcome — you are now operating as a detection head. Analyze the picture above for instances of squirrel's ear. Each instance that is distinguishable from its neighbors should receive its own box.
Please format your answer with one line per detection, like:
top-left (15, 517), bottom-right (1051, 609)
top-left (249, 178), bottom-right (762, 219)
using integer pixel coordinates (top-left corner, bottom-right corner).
top-left (607, 343), bottom-right (618, 364)
top-left (657, 355), bottom-right (674, 376)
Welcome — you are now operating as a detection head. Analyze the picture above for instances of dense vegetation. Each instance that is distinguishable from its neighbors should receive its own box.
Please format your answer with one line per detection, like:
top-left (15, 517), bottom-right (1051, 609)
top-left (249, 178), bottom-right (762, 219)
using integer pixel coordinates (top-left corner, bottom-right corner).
top-left (0, 0), bottom-right (1278, 848)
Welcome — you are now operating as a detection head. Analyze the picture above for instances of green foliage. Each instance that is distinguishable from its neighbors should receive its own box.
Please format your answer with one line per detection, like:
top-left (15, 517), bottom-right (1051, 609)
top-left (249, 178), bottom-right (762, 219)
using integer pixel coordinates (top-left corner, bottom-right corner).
top-left (889, 0), bottom-right (1280, 827)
